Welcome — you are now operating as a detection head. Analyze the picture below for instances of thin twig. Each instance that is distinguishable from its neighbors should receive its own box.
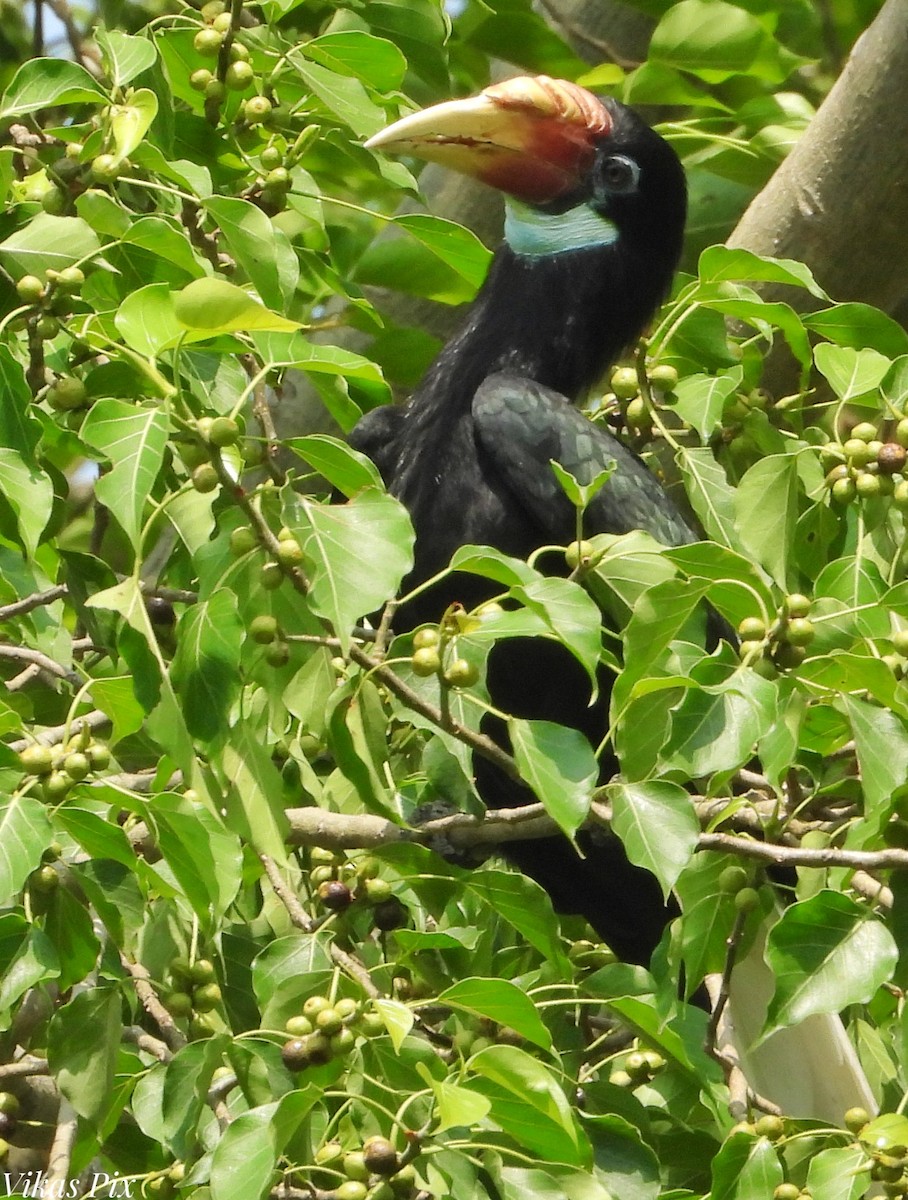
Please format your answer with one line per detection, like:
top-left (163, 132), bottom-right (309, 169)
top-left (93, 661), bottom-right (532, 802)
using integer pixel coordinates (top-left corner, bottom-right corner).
top-left (0, 1056), bottom-right (49, 1080)
top-left (0, 585), bottom-right (68, 622)
top-left (45, 1097), bottom-right (78, 1187)
top-left (259, 853), bottom-right (379, 998)
top-left (120, 957), bottom-right (185, 1054)
top-left (0, 642), bottom-right (77, 682)
top-left (9, 709), bottom-right (110, 753)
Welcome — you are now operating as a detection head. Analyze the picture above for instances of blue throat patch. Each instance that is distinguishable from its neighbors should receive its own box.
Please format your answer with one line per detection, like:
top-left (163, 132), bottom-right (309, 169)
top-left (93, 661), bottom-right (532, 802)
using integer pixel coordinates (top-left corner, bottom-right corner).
top-left (504, 198), bottom-right (619, 257)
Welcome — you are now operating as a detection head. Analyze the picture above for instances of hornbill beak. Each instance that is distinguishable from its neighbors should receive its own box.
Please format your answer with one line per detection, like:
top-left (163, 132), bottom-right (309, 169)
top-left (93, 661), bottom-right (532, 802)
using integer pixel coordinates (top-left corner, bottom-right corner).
top-left (365, 75), bottom-right (612, 206)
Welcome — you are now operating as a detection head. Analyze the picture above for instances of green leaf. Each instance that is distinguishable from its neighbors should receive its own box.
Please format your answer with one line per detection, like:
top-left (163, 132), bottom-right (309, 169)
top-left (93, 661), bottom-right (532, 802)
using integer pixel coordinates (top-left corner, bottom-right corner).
top-left (373, 997), bottom-right (415, 1051)
top-left (708, 1131), bottom-right (782, 1200)
top-left (115, 282), bottom-right (192, 357)
top-left (204, 196), bottom-right (299, 310)
top-left (0, 214), bottom-right (101, 278)
top-left (437, 977), bottom-right (552, 1050)
top-left (699, 245), bottom-right (828, 299)
top-left (860, 1113), bottom-right (908, 1152)
top-left (252, 933), bottom-right (332, 1029)
top-left (285, 488), bottom-right (414, 651)
top-left (842, 695), bottom-right (908, 830)
top-left (210, 1091), bottom-right (318, 1200)
top-left (733, 454), bottom-right (798, 589)
top-left (162, 1036), bottom-right (228, 1154)
top-left (468, 1044), bottom-right (586, 1164)
top-left (805, 1146), bottom-right (870, 1200)
top-left (392, 214), bottom-right (493, 292)
top-left (170, 590), bottom-right (244, 741)
top-left (813, 343), bottom-right (891, 402)
top-left (805, 304), bottom-right (908, 359)
top-left (81, 400), bottom-right (170, 554)
top-left (670, 371), bottom-right (741, 441)
top-left (678, 447), bottom-right (739, 548)
top-left (0, 795), bottom-right (53, 906)
top-left (150, 792), bottom-right (243, 920)
top-left (291, 55), bottom-right (386, 137)
top-left (511, 577), bottom-right (603, 684)
top-left (550, 459), bottom-right (614, 509)
top-left (0, 927), bottom-right (59, 1017)
top-left (0, 449), bottom-right (53, 557)
top-left (47, 987), bottom-right (121, 1121)
top-left (285, 433), bottom-right (383, 497)
top-left (109, 88), bottom-right (158, 161)
top-left (608, 780), bottom-right (699, 897)
top-left (590, 1113), bottom-right (660, 1200)
top-left (418, 1067), bottom-right (491, 1133)
top-left (302, 30), bottom-right (407, 91)
top-left (650, 0), bottom-right (766, 78)
top-left (763, 891), bottom-right (898, 1036)
top-left (667, 670), bottom-right (778, 776)
top-left (96, 28), bottom-right (157, 86)
top-left (508, 718), bottom-right (597, 842)
top-left (173, 278), bottom-right (301, 333)
top-left (464, 871), bottom-right (571, 971)
top-left (0, 57), bottom-right (108, 117)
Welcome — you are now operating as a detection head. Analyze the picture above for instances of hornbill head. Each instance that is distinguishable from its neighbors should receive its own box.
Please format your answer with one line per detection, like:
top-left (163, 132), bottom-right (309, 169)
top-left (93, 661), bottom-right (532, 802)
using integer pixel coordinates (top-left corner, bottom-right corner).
top-left (366, 75), bottom-right (686, 269)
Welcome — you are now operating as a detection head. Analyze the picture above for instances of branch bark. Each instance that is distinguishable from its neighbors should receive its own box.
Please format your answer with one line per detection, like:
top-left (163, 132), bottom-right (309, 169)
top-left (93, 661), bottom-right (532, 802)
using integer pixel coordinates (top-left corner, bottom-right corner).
top-left (728, 0), bottom-right (908, 393)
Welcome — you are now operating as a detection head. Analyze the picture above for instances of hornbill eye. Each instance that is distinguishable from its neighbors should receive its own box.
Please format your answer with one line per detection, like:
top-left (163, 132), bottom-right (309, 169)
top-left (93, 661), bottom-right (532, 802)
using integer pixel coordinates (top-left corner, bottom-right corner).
top-left (595, 154), bottom-right (640, 196)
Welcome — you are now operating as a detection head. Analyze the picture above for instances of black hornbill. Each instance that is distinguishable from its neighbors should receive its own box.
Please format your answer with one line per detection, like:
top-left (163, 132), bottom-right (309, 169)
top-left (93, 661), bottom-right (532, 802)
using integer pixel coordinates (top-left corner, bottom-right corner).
top-left (349, 75), bottom-right (878, 1122)
top-left (352, 76), bottom-right (701, 967)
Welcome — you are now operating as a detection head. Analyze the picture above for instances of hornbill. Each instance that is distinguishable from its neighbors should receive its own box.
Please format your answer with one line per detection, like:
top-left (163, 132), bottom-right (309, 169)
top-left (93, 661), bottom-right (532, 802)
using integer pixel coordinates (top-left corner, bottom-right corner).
top-left (355, 75), bottom-right (695, 966)
top-left (354, 76), bottom-right (874, 1119)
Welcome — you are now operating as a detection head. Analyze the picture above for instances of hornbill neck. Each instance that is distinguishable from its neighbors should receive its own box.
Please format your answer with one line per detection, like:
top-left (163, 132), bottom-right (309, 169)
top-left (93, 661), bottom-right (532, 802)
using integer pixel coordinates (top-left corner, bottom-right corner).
top-left (410, 234), bottom-right (673, 421)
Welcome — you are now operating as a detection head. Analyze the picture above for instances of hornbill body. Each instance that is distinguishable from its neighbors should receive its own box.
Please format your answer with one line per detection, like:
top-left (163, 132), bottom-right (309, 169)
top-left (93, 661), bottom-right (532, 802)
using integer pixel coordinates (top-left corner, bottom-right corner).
top-left (353, 78), bottom-right (875, 1120)
top-left (354, 77), bottom-right (694, 967)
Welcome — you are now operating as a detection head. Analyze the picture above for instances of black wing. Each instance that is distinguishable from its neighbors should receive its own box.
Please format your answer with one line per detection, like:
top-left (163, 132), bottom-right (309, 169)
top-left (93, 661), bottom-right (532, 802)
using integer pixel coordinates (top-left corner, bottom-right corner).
top-left (472, 371), bottom-right (698, 548)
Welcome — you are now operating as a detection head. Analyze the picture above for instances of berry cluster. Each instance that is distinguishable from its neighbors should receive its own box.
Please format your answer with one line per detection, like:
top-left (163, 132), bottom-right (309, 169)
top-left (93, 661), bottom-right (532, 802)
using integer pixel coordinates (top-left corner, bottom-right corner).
top-left (19, 734), bottom-right (111, 800)
top-left (593, 362), bottom-right (679, 442)
top-left (163, 957), bottom-right (223, 1039)
top-left (823, 421), bottom-right (908, 507)
top-left (312, 1138), bottom-right (417, 1200)
top-left (609, 1046), bottom-right (667, 1088)
top-left (410, 606), bottom-right (489, 689)
top-left (308, 848), bottom-right (407, 931)
top-left (281, 994), bottom-right (385, 1074)
top-left (737, 593), bottom-right (815, 676)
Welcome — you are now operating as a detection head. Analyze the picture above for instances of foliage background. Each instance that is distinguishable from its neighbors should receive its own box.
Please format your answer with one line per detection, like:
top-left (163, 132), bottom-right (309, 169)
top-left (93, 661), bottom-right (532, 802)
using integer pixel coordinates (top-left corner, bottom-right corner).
top-left (2, 0), bottom-right (908, 1195)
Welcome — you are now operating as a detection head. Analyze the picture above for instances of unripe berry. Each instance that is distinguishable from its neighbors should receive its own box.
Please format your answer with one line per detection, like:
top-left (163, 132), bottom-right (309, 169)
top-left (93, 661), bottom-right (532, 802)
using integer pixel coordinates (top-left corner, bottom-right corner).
top-left (190, 68), bottom-right (213, 92)
top-left (19, 744), bottom-right (54, 775)
top-left (246, 96), bottom-right (273, 124)
top-left (193, 27), bottom-right (223, 56)
top-left (851, 422), bottom-right (878, 443)
top-left (783, 593), bottom-right (811, 618)
top-left (444, 658), bottom-right (479, 688)
top-left (611, 366), bottom-right (638, 399)
top-left (734, 886), bottom-right (760, 914)
top-left (565, 539), bottom-right (594, 569)
top-left (192, 463), bottom-right (219, 493)
top-left (225, 60), bottom-right (254, 91)
top-left (648, 363), bottom-right (678, 391)
top-left (206, 415), bottom-right (239, 447)
top-left (16, 274), bottom-right (45, 303)
top-left (276, 538), bottom-right (303, 567)
top-left (411, 647), bottom-right (440, 676)
top-left (844, 1106), bottom-right (870, 1133)
top-left (413, 627), bottom-right (439, 649)
top-left (90, 154), bottom-right (121, 183)
top-left (737, 616), bottom-right (766, 641)
top-left (230, 526), bottom-right (258, 556)
top-left (249, 614), bottom-right (278, 644)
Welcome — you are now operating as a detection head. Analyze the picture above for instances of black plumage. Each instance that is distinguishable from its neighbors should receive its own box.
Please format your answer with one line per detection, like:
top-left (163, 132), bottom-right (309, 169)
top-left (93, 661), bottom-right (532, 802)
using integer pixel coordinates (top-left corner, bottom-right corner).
top-left (353, 78), bottom-right (703, 964)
